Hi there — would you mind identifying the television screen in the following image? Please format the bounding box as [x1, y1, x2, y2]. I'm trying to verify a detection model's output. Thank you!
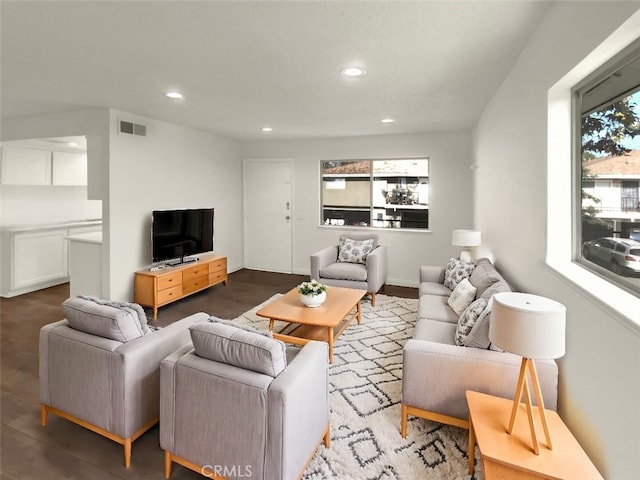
[152, 208, 214, 264]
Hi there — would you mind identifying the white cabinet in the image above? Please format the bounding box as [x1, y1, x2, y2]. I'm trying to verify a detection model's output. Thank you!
[0, 146, 51, 185]
[0, 222, 102, 297]
[0, 146, 87, 186]
[12, 229, 68, 290]
[52, 151, 87, 185]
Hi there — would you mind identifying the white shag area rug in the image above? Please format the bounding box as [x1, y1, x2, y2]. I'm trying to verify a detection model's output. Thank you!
[231, 294, 482, 480]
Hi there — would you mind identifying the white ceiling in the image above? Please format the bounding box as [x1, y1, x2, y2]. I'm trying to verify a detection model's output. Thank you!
[0, 1, 553, 141]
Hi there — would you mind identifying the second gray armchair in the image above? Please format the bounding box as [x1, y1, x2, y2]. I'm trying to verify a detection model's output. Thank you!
[310, 233, 387, 306]
[160, 321, 330, 480]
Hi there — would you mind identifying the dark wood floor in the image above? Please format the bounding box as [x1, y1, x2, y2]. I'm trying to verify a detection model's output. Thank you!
[0, 269, 416, 479]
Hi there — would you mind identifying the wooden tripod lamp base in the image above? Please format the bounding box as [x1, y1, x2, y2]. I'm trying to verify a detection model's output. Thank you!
[508, 357, 553, 455]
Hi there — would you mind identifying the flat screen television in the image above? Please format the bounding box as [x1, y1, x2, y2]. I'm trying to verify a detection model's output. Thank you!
[152, 208, 214, 266]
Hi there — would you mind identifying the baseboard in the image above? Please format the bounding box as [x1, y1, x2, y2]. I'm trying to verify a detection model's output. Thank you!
[233, 267, 419, 289]
[385, 277, 419, 288]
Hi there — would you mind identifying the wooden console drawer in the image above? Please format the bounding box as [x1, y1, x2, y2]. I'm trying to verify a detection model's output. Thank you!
[183, 276, 208, 295]
[209, 271, 226, 284]
[209, 258, 227, 273]
[183, 264, 208, 281]
[158, 271, 182, 291]
[157, 285, 182, 305]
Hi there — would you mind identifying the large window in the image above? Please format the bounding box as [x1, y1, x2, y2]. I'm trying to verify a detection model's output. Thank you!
[574, 47, 640, 297]
[321, 158, 429, 229]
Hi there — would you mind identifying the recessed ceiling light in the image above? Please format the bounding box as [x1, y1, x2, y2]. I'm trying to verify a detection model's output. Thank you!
[261, 127, 273, 132]
[341, 66, 366, 78]
[165, 91, 183, 100]
[381, 118, 395, 124]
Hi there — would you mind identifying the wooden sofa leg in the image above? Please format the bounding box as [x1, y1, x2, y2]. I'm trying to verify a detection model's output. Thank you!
[370, 292, 376, 307]
[41, 404, 48, 427]
[164, 450, 172, 479]
[401, 404, 407, 438]
[124, 438, 132, 468]
[324, 423, 331, 448]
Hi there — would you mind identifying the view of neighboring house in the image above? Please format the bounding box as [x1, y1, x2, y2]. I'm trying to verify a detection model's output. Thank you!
[321, 159, 429, 229]
[582, 149, 640, 236]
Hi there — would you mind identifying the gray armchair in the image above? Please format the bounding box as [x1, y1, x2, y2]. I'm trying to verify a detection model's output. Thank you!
[310, 233, 387, 306]
[39, 298, 207, 468]
[160, 321, 330, 480]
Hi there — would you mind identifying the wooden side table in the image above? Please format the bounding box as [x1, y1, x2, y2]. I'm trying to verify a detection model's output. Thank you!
[466, 391, 603, 479]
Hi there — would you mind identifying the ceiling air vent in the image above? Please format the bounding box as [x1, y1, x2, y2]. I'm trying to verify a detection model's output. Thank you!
[119, 120, 147, 136]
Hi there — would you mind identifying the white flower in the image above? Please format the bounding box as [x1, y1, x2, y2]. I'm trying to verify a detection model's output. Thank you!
[297, 280, 328, 296]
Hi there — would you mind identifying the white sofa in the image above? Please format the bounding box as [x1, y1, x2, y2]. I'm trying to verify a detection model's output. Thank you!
[401, 258, 559, 434]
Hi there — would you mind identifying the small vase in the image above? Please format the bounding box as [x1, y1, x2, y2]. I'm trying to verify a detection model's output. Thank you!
[300, 291, 326, 308]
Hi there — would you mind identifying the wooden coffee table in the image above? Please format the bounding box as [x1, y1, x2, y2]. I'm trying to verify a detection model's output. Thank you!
[256, 286, 366, 363]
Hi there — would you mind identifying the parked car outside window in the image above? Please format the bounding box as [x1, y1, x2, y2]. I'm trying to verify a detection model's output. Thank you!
[625, 228, 640, 241]
[582, 237, 640, 276]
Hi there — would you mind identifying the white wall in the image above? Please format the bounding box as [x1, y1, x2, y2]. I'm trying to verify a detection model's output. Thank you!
[107, 110, 243, 300]
[242, 132, 474, 286]
[473, 3, 640, 478]
[0, 186, 101, 226]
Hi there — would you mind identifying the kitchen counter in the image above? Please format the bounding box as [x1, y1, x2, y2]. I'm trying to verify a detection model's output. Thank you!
[1, 219, 102, 233]
[67, 231, 103, 298]
[65, 231, 102, 245]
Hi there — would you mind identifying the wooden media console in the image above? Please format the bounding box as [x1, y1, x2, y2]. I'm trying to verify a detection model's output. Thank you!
[134, 253, 227, 319]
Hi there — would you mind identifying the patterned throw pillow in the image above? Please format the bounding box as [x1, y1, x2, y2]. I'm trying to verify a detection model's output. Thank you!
[444, 258, 476, 290]
[466, 297, 495, 349]
[337, 237, 374, 264]
[455, 297, 489, 347]
[447, 278, 477, 316]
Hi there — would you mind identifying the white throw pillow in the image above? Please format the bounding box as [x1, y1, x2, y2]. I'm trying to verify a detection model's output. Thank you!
[447, 278, 477, 316]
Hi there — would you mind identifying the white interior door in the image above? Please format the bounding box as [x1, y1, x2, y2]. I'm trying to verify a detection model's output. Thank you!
[243, 159, 293, 273]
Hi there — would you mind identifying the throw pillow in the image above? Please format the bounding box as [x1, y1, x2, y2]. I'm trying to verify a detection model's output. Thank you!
[465, 297, 494, 349]
[189, 322, 287, 377]
[447, 278, 477, 316]
[468, 258, 503, 298]
[337, 237, 374, 264]
[62, 297, 148, 342]
[455, 297, 489, 347]
[479, 279, 511, 299]
[443, 257, 476, 290]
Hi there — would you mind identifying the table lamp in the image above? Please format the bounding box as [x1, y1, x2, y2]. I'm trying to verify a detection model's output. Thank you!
[489, 292, 566, 455]
[452, 229, 481, 262]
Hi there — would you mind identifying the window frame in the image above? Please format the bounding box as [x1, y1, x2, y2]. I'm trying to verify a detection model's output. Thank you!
[572, 43, 640, 298]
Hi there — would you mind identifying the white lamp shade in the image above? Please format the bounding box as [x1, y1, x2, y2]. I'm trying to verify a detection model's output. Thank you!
[452, 229, 482, 247]
[489, 292, 566, 359]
